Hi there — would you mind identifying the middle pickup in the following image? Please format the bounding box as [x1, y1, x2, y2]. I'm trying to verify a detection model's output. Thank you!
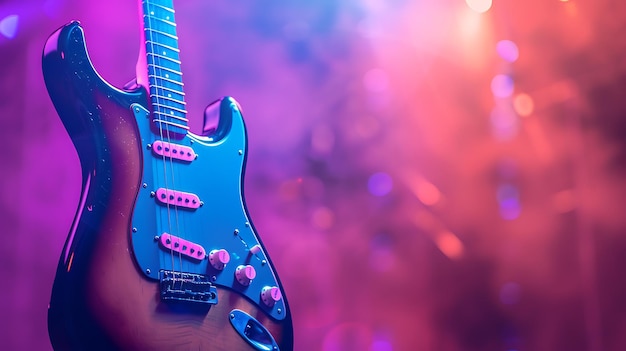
[155, 188, 201, 210]
[159, 233, 207, 261]
[151, 140, 196, 162]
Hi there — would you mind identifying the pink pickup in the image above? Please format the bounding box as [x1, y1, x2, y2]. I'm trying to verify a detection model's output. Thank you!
[155, 188, 201, 209]
[152, 140, 196, 162]
[159, 233, 206, 261]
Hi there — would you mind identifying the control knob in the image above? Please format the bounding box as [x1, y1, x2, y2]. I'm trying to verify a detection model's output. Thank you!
[235, 265, 256, 286]
[209, 249, 230, 270]
[261, 286, 282, 307]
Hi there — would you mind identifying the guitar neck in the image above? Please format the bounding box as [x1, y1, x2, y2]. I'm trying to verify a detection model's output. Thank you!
[140, 0, 189, 136]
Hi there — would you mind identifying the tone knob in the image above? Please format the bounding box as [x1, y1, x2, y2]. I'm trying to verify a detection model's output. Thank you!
[235, 265, 256, 286]
[209, 249, 230, 270]
[261, 286, 282, 307]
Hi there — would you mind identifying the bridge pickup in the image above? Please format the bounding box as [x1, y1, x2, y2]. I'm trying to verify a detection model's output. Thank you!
[155, 188, 201, 209]
[151, 140, 196, 162]
[159, 270, 218, 305]
[159, 233, 206, 261]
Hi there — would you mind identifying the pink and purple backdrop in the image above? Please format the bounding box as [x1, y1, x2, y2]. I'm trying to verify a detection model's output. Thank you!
[2, 0, 626, 350]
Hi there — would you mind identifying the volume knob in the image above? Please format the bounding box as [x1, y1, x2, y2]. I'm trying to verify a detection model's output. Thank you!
[261, 286, 282, 307]
[235, 265, 256, 286]
[209, 249, 230, 270]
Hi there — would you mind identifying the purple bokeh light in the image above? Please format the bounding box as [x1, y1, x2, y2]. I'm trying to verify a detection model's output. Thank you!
[0, 15, 19, 39]
[496, 40, 519, 63]
[491, 74, 515, 98]
[368, 172, 393, 197]
[497, 183, 521, 220]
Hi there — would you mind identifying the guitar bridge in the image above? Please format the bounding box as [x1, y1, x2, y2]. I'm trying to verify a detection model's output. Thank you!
[159, 270, 218, 306]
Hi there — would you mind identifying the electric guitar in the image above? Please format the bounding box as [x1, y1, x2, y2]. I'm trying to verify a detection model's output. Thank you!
[43, 1, 293, 350]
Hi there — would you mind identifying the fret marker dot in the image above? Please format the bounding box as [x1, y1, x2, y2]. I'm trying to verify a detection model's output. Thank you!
[166, 16, 170, 20]
[165, 74, 169, 78]
[168, 94, 172, 97]
[163, 51, 167, 56]
[150, 11, 154, 15]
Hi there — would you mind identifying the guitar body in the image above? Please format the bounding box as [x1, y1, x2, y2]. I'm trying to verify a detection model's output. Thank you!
[44, 21, 292, 351]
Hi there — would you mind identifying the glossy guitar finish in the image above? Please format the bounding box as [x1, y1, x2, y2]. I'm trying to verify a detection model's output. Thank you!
[43, 11, 292, 351]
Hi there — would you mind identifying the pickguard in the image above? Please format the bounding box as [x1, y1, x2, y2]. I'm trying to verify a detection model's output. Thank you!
[130, 100, 287, 321]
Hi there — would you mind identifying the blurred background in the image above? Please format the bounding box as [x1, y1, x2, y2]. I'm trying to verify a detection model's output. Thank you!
[2, 0, 626, 350]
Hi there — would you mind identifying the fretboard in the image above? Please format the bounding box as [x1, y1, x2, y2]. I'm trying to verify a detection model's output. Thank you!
[141, 0, 188, 136]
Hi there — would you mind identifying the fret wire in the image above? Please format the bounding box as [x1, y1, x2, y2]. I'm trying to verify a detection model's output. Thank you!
[151, 94, 186, 105]
[153, 103, 188, 115]
[152, 119, 190, 130]
[149, 75, 184, 86]
[151, 85, 184, 97]
[153, 109, 187, 118]
[147, 53, 181, 65]
[150, 86, 186, 96]
[145, 15, 177, 27]
[150, 52, 181, 64]
[147, 59, 180, 73]
[146, 40, 180, 53]
[153, 116, 188, 125]
[148, 3, 174, 12]
[148, 64, 182, 76]
[150, 2, 174, 13]
[153, 104, 187, 114]
[152, 95, 186, 106]
[152, 111, 187, 120]
[152, 111, 187, 119]
[144, 20, 176, 34]
[152, 113, 189, 124]
[145, 28, 178, 41]
[153, 106, 186, 116]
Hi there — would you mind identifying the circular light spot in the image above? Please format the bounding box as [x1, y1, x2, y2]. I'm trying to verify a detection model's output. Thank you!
[491, 74, 515, 98]
[0, 15, 19, 39]
[312, 207, 334, 230]
[435, 231, 464, 259]
[368, 172, 393, 197]
[414, 180, 441, 206]
[496, 40, 519, 62]
[466, 0, 493, 13]
[497, 184, 521, 220]
[513, 93, 534, 117]
[363, 68, 389, 93]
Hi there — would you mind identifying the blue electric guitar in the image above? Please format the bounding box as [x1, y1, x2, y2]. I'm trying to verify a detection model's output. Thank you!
[43, 0, 293, 350]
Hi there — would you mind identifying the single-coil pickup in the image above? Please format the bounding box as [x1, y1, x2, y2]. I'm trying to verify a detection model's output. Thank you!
[155, 188, 201, 209]
[152, 140, 196, 162]
[159, 233, 207, 261]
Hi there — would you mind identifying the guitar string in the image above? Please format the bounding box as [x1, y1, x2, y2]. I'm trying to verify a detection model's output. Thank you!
[156, 0, 186, 283]
[160, 0, 186, 284]
[145, 0, 180, 282]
